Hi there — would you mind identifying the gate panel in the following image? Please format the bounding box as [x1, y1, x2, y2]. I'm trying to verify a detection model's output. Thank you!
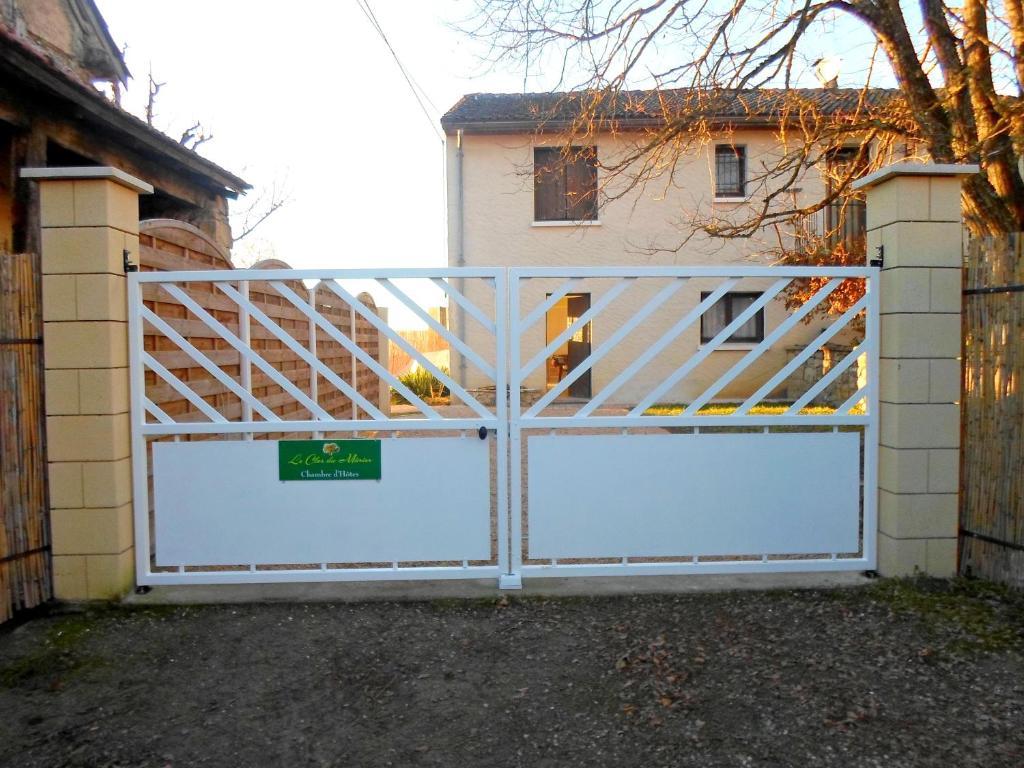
[153, 438, 490, 566]
[128, 267, 507, 585]
[509, 266, 879, 580]
[527, 432, 860, 559]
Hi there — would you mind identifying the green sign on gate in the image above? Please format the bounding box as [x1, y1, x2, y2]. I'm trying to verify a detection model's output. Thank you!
[278, 439, 382, 481]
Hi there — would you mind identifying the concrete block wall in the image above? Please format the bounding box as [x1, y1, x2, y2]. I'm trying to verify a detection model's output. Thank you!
[23, 167, 151, 600]
[855, 164, 977, 577]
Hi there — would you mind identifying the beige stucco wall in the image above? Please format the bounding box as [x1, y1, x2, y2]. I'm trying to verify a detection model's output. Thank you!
[447, 129, 850, 403]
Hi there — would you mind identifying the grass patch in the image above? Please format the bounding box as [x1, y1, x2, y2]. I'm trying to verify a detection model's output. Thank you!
[868, 577, 1024, 654]
[0, 611, 107, 690]
[644, 402, 855, 417]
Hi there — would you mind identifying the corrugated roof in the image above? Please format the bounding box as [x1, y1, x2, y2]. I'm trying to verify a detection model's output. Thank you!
[441, 88, 902, 132]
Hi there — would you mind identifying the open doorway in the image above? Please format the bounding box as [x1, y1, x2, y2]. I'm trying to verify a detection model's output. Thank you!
[545, 293, 592, 398]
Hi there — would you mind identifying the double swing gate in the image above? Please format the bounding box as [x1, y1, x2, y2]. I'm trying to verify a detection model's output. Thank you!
[129, 265, 879, 589]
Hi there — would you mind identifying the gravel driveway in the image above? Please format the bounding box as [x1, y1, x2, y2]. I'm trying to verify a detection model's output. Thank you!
[1, 579, 1022, 767]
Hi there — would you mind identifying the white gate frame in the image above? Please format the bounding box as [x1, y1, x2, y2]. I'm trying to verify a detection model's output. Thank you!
[507, 266, 880, 582]
[128, 265, 879, 589]
[128, 267, 509, 586]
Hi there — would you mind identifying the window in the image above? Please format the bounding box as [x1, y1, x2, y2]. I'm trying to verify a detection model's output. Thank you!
[714, 145, 746, 198]
[700, 292, 764, 343]
[534, 146, 598, 222]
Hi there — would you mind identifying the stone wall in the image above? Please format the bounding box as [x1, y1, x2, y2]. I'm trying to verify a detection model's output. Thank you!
[778, 344, 861, 407]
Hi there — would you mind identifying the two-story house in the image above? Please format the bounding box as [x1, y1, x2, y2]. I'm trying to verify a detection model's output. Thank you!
[442, 88, 894, 405]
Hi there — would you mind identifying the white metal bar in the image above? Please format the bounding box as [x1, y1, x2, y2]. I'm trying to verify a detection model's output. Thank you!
[862, 269, 880, 569]
[127, 275, 153, 591]
[307, 285, 319, 420]
[518, 277, 581, 334]
[323, 280, 492, 419]
[508, 275, 524, 582]
[736, 294, 870, 415]
[577, 279, 739, 417]
[379, 278, 496, 380]
[836, 386, 868, 415]
[140, 305, 280, 422]
[632, 279, 790, 416]
[494, 269, 511, 583]
[787, 342, 866, 414]
[520, 278, 634, 378]
[137, 565, 503, 586]
[270, 281, 440, 419]
[513, 414, 869, 429]
[140, 417, 501, 436]
[215, 282, 383, 420]
[349, 300, 358, 424]
[143, 398, 174, 425]
[519, 558, 868, 578]
[511, 266, 875, 279]
[684, 278, 843, 414]
[527, 278, 687, 417]
[432, 277, 496, 335]
[133, 267, 507, 283]
[238, 281, 253, 439]
[142, 352, 227, 423]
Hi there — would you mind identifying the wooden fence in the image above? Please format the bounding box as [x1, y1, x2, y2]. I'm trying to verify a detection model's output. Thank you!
[140, 220, 384, 429]
[389, 328, 449, 377]
[960, 235, 1024, 587]
[0, 252, 51, 623]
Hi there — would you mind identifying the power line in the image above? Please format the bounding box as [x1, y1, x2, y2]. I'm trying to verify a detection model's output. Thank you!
[355, 0, 444, 141]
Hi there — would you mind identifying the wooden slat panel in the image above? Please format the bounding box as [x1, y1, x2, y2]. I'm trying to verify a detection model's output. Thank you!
[139, 221, 384, 427]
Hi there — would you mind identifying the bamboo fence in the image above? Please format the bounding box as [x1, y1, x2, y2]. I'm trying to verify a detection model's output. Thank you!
[960, 235, 1024, 587]
[0, 251, 51, 623]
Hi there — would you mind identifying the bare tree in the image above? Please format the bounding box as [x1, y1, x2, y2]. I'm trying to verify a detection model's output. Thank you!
[179, 121, 214, 150]
[464, 1, 1024, 239]
[230, 178, 290, 243]
[145, 65, 165, 126]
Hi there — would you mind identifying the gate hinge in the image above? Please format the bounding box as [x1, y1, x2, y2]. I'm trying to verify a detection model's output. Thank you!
[123, 249, 139, 273]
[869, 245, 884, 269]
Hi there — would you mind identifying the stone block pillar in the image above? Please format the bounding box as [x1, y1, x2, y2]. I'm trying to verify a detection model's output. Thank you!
[22, 167, 152, 600]
[853, 163, 977, 577]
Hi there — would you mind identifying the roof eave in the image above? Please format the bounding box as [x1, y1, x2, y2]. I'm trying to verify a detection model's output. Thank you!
[0, 38, 249, 196]
[441, 114, 789, 135]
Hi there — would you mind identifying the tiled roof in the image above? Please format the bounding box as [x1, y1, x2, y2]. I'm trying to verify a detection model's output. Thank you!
[441, 88, 902, 132]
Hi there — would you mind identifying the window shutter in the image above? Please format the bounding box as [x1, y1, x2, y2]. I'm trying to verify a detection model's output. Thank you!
[565, 148, 598, 221]
[534, 148, 566, 221]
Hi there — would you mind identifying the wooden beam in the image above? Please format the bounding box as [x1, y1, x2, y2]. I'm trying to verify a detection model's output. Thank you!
[12, 125, 46, 254]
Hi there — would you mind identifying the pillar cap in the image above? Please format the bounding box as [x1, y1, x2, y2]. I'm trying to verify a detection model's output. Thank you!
[20, 166, 153, 194]
[853, 162, 979, 191]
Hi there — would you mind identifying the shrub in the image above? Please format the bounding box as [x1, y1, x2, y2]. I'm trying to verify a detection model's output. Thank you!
[392, 367, 450, 405]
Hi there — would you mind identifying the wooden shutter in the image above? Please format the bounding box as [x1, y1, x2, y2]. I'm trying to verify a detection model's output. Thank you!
[534, 148, 566, 221]
[565, 147, 598, 221]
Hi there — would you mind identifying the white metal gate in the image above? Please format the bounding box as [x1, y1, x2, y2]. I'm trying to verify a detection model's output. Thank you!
[507, 267, 878, 582]
[129, 268, 509, 586]
[128, 265, 878, 589]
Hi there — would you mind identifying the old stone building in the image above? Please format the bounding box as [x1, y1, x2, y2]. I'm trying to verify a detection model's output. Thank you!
[0, 0, 248, 253]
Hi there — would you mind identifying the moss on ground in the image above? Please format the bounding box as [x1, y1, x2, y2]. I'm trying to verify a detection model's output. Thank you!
[867, 577, 1024, 654]
[0, 610, 108, 689]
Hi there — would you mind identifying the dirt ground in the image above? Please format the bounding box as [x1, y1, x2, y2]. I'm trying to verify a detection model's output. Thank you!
[1, 579, 1022, 768]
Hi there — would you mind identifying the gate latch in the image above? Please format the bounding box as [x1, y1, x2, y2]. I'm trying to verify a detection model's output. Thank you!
[478, 426, 488, 440]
